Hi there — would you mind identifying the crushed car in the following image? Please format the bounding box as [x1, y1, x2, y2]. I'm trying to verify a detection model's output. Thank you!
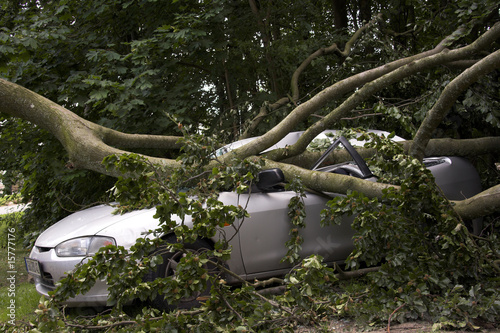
[26, 130, 482, 308]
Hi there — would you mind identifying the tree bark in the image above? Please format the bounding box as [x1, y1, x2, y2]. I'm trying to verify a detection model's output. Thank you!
[243, 24, 489, 161]
[410, 49, 500, 161]
[331, 0, 349, 29]
[248, 0, 280, 95]
[453, 184, 500, 220]
[358, 0, 371, 24]
[0, 79, 181, 177]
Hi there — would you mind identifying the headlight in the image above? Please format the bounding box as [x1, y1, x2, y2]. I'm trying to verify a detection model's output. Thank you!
[55, 236, 116, 257]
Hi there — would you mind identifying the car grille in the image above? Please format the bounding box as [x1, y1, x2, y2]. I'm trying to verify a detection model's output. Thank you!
[39, 270, 55, 290]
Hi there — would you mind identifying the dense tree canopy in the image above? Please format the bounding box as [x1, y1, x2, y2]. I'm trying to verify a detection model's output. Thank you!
[1, 0, 499, 331]
[1, 0, 499, 219]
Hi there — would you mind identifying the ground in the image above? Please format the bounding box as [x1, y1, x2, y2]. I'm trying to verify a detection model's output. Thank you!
[296, 320, 500, 332]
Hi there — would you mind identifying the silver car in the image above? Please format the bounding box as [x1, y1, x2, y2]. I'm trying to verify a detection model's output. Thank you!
[25, 131, 482, 307]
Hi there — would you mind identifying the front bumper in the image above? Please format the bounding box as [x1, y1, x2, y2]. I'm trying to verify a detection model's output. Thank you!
[29, 246, 109, 307]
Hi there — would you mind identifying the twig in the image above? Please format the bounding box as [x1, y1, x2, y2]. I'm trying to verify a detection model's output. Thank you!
[63, 310, 204, 331]
[65, 320, 139, 330]
[220, 293, 247, 324]
[334, 263, 380, 280]
[387, 303, 406, 333]
[250, 290, 294, 316]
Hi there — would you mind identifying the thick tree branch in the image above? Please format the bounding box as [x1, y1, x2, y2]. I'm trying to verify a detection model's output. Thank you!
[269, 22, 500, 160]
[265, 157, 500, 220]
[401, 137, 500, 157]
[99, 128, 181, 150]
[262, 159, 395, 199]
[290, 14, 382, 102]
[452, 184, 500, 220]
[0, 79, 182, 177]
[241, 14, 380, 140]
[410, 49, 500, 160]
[283, 136, 500, 169]
[237, 23, 496, 160]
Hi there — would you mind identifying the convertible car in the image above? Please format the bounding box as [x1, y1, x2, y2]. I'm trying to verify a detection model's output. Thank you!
[25, 131, 482, 308]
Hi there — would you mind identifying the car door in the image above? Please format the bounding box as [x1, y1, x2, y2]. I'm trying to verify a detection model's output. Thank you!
[236, 190, 355, 277]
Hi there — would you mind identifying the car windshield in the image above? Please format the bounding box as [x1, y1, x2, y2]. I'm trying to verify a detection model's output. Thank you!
[215, 130, 405, 163]
[310, 136, 375, 179]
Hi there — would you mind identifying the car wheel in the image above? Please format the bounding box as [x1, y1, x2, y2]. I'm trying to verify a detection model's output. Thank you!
[143, 236, 216, 311]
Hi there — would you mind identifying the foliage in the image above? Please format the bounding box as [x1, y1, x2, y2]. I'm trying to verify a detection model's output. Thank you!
[3, 132, 492, 332]
[1, 0, 499, 331]
[322, 133, 500, 328]
[0, 193, 21, 206]
[16, 134, 344, 331]
[0, 212, 22, 249]
[282, 177, 307, 265]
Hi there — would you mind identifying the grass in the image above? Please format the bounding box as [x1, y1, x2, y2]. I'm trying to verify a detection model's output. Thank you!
[0, 212, 40, 328]
[0, 284, 40, 324]
[0, 209, 120, 331]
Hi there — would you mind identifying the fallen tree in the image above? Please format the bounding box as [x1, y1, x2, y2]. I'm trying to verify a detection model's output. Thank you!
[1, 23, 499, 219]
[1, 1, 499, 331]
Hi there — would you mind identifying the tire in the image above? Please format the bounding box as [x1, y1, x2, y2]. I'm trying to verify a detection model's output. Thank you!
[143, 236, 217, 311]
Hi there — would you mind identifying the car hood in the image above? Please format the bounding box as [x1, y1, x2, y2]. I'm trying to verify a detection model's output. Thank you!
[35, 205, 158, 248]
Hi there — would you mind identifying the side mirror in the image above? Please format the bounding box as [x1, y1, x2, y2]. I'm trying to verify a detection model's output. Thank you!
[256, 169, 285, 191]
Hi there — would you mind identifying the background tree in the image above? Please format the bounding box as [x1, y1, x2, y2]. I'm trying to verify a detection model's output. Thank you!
[1, 0, 499, 330]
